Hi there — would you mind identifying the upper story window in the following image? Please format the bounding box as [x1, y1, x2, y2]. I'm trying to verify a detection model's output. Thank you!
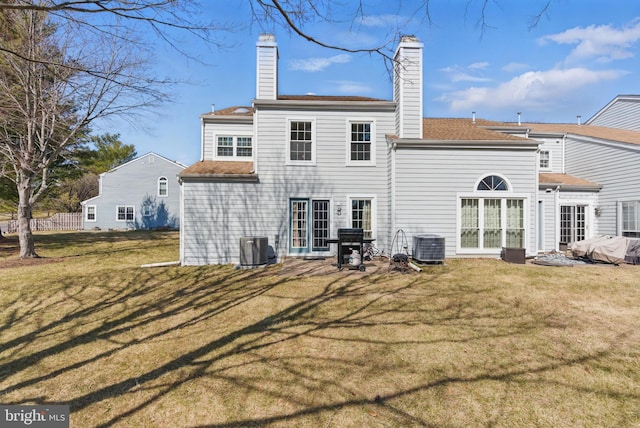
[158, 176, 168, 197]
[539, 150, 550, 169]
[347, 120, 375, 165]
[216, 136, 253, 159]
[288, 120, 315, 164]
[477, 175, 508, 191]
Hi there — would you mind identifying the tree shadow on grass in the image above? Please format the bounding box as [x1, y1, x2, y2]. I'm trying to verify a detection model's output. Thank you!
[0, 258, 638, 427]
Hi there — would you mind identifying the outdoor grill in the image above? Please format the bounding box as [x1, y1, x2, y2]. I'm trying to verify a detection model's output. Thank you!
[334, 228, 366, 271]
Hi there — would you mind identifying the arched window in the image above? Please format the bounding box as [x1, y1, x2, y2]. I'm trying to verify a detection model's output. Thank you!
[477, 175, 508, 191]
[158, 176, 168, 196]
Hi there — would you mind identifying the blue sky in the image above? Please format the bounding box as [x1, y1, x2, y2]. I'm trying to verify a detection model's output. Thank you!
[99, 0, 640, 166]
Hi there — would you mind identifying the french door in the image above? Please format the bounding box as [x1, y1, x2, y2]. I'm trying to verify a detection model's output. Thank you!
[560, 205, 586, 244]
[290, 198, 330, 253]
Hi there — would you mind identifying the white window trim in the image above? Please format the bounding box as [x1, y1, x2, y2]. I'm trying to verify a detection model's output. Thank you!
[158, 176, 168, 197]
[555, 198, 596, 245]
[473, 173, 513, 192]
[286, 118, 317, 166]
[539, 149, 551, 171]
[214, 135, 254, 160]
[347, 194, 377, 239]
[456, 192, 529, 255]
[116, 205, 135, 222]
[618, 200, 640, 237]
[85, 205, 97, 222]
[345, 118, 376, 166]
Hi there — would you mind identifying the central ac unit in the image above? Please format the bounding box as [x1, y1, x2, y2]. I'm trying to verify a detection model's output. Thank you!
[239, 236, 269, 266]
[412, 234, 445, 263]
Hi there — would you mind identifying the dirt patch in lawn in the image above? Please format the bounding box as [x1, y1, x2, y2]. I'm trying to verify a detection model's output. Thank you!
[0, 255, 64, 269]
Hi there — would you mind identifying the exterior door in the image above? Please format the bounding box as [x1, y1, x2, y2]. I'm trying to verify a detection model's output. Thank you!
[560, 205, 586, 244]
[290, 198, 330, 254]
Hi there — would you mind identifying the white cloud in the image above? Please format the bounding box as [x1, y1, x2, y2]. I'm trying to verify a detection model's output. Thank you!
[440, 64, 491, 83]
[330, 80, 373, 94]
[468, 62, 489, 70]
[438, 68, 625, 111]
[539, 19, 640, 63]
[359, 14, 405, 28]
[502, 62, 530, 73]
[289, 54, 351, 72]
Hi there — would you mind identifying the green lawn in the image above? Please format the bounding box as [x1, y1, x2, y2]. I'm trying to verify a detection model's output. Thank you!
[1, 231, 639, 427]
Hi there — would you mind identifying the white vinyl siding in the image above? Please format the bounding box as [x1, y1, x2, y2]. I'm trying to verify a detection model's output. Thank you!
[393, 146, 537, 258]
[182, 105, 394, 265]
[565, 136, 640, 237]
[202, 122, 254, 161]
[587, 97, 640, 131]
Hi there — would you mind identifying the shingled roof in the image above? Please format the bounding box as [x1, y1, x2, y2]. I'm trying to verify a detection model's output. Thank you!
[539, 173, 601, 191]
[422, 118, 527, 141]
[523, 123, 640, 146]
[180, 161, 255, 179]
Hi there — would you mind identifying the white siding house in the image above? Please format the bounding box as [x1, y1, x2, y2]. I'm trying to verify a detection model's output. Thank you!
[81, 152, 186, 230]
[179, 33, 640, 265]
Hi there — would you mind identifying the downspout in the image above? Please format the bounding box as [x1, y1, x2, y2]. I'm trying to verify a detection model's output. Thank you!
[200, 117, 205, 161]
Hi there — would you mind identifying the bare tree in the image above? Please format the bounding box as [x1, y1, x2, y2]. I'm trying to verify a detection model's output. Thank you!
[0, 7, 168, 257]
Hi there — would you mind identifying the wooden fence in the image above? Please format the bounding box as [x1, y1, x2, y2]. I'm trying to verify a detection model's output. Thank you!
[6, 212, 82, 233]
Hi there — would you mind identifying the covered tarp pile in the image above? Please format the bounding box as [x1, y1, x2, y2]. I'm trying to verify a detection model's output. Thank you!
[568, 235, 640, 265]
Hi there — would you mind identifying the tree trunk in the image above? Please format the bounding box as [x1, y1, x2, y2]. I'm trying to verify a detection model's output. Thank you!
[17, 177, 38, 258]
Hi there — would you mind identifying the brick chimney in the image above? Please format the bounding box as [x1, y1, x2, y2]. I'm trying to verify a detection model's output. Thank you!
[394, 35, 423, 138]
[256, 34, 278, 100]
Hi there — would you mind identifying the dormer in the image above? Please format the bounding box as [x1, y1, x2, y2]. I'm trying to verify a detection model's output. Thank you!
[394, 35, 424, 139]
[256, 33, 278, 100]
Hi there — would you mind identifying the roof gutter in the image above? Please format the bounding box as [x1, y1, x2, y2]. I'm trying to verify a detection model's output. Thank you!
[392, 138, 540, 150]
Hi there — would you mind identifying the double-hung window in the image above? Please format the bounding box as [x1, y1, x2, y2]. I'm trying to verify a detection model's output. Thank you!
[158, 176, 168, 197]
[288, 120, 315, 164]
[347, 120, 375, 166]
[350, 197, 374, 239]
[621, 201, 640, 238]
[117, 205, 135, 222]
[86, 205, 96, 222]
[539, 150, 550, 169]
[216, 136, 253, 159]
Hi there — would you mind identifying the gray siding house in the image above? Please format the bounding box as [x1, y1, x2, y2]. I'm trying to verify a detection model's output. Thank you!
[179, 33, 640, 266]
[179, 34, 543, 265]
[81, 152, 186, 230]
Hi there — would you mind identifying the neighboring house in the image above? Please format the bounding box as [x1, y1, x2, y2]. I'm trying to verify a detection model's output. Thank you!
[179, 33, 640, 266]
[81, 152, 186, 230]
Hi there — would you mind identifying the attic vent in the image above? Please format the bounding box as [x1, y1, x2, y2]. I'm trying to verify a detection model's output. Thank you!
[233, 107, 249, 114]
[412, 234, 445, 263]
